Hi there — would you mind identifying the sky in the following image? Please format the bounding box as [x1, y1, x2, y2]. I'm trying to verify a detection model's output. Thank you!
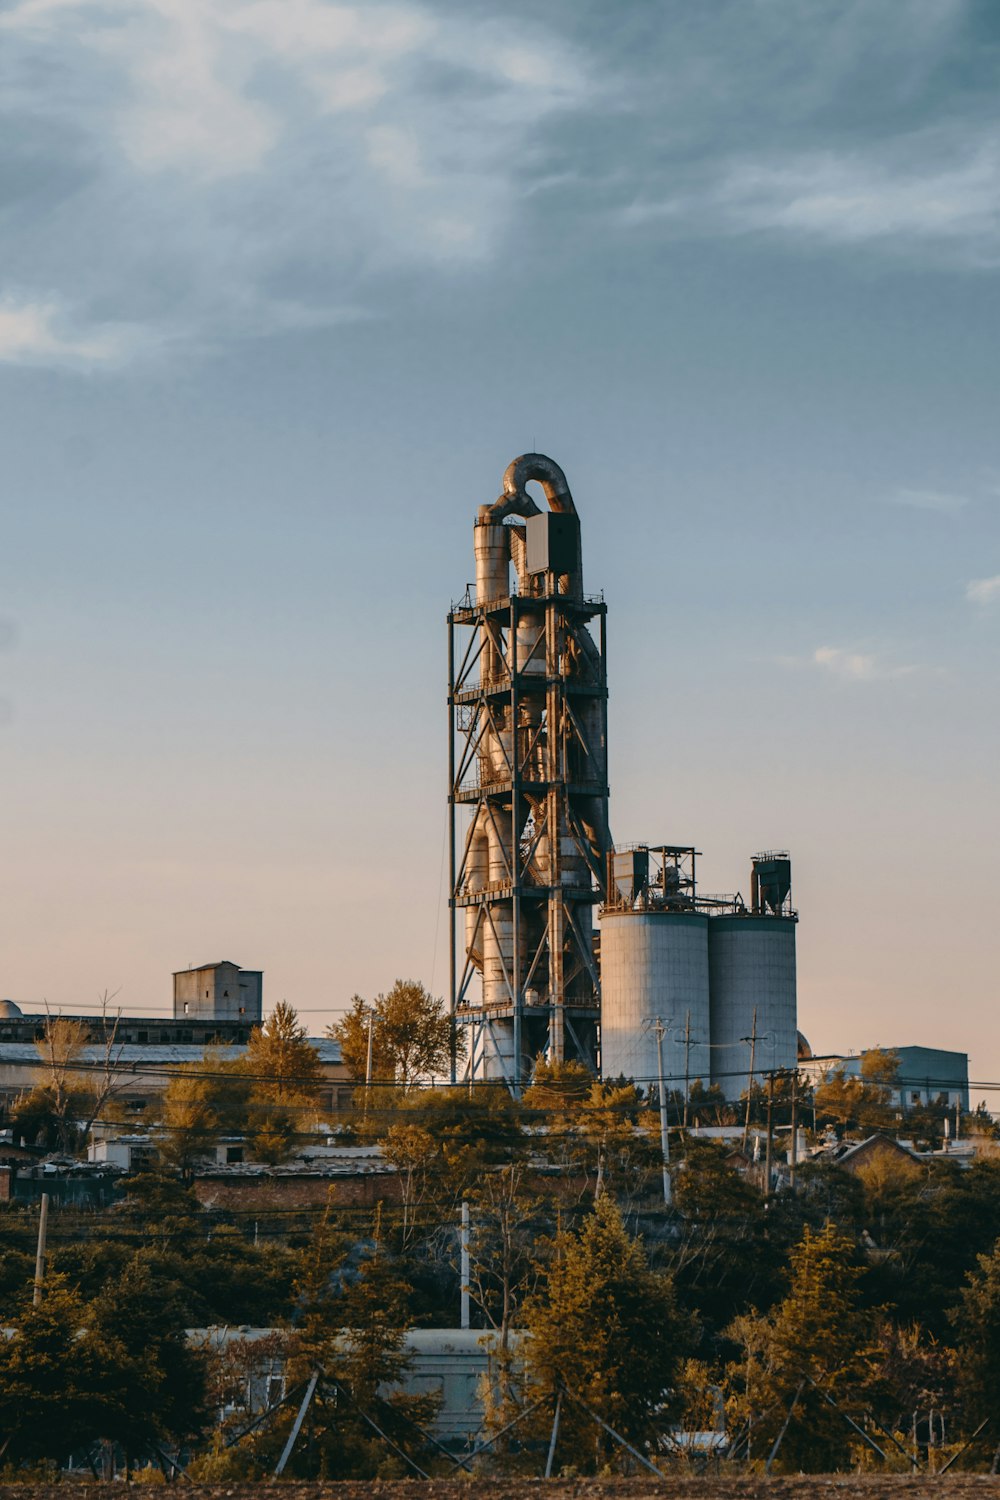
[1, 0, 999, 1094]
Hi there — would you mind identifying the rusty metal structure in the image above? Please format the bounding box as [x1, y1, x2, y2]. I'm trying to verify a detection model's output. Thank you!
[448, 455, 610, 1088]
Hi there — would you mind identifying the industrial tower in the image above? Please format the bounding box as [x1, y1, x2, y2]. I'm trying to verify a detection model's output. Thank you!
[448, 455, 611, 1088]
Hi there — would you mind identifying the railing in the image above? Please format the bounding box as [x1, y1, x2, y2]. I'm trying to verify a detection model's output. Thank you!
[451, 589, 606, 614]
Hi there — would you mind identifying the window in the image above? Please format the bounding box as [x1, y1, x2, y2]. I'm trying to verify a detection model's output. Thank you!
[911, 1091, 921, 1104]
[226, 1146, 244, 1164]
[183, 1001, 190, 1015]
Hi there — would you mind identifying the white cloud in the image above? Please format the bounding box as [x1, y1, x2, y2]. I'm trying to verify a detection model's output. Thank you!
[889, 487, 970, 513]
[623, 125, 1000, 268]
[0, 297, 141, 367]
[966, 576, 1000, 606]
[0, 0, 592, 363]
[813, 646, 878, 681]
[811, 646, 918, 682]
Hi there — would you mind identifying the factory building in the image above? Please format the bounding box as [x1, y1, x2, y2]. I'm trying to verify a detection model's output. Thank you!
[173, 961, 263, 1023]
[0, 966, 349, 1119]
[448, 455, 797, 1095]
[799, 1045, 969, 1112]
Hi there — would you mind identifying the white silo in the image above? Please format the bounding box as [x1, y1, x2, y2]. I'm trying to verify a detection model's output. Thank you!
[708, 853, 798, 1100]
[599, 847, 711, 1093]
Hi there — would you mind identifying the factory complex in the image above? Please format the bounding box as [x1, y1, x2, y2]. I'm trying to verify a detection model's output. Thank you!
[447, 455, 967, 1110]
[0, 455, 973, 1122]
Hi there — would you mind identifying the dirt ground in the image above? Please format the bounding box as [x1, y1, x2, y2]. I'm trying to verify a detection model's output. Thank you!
[2, 1481, 998, 1499]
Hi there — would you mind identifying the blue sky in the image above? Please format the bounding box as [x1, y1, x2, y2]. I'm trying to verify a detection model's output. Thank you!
[2, 0, 999, 1091]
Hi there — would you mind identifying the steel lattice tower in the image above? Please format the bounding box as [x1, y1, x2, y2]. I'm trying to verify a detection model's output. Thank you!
[448, 455, 610, 1089]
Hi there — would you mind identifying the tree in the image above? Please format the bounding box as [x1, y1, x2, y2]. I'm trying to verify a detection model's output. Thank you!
[565, 1081, 660, 1211]
[29, 1016, 89, 1152]
[861, 1047, 901, 1086]
[242, 1002, 323, 1160]
[687, 1078, 736, 1128]
[89, 1253, 210, 1472]
[520, 1058, 593, 1115]
[330, 981, 462, 1091]
[951, 1240, 1000, 1441]
[263, 1225, 437, 1479]
[244, 1001, 323, 1104]
[466, 1164, 539, 1347]
[381, 1122, 439, 1245]
[521, 1195, 692, 1469]
[725, 1221, 874, 1471]
[159, 1060, 228, 1179]
[656, 1138, 782, 1341]
[25, 998, 129, 1153]
[867, 1319, 957, 1455]
[0, 1276, 108, 1467]
[815, 1064, 894, 1137]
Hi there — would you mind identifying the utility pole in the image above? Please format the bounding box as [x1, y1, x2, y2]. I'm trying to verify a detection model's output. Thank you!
[33, 1192, 49, 1306]
[460, 1201, 470, 1330]
[741, 1007, 758, 1152]
[682, 1009, 692, 1131]
[764, 1070, 774, 1204]
[364, 1011, 374, 1120]
[653, 1017, 672, 1207]
[789, 1068, 799, 1188]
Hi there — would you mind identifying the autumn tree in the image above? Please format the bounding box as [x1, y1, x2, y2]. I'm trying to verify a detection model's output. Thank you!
[264, 1225, 437, 1479]
[815, 1058, 895, 1137]
[158, 1048, 252, 1178]
[330, 981, 462, 1091]
[521, 1195, 692, 1469]
[381, 1086, 526, 1241]
[725, 1221, 874, 1471]
[242, 1002, 323, 1161]
[521, 1058, 593, 1116]
[466, 1163, 539, 1345]
[244, 1001, 323, 1103]
[951, 1240, 1000, 1447]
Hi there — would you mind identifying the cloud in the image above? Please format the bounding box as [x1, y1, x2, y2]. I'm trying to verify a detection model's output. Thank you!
[0, 0, 592, 364]
[966, 576, 1000, 606]
[0, 297, 141, 367]
[1, 0, 993, 369]
[623, 126, 1000, 268]
[889, 487, 970, 513]
[811, 646, 918, 682]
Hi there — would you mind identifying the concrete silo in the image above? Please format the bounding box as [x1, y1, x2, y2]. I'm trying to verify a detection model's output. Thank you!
[708, 852, 798, 1100]
[599, 847, 712, 1092]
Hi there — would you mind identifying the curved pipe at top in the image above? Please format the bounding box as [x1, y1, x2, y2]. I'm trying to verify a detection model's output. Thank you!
[478, 453, 577, 524]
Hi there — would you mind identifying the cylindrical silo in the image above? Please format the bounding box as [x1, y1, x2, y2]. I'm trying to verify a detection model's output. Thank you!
[708, 916, 797, 1099]
[599, 911, 711, 1092]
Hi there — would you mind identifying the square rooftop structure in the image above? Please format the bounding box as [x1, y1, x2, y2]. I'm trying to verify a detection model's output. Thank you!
[173, 962, 263, 1023]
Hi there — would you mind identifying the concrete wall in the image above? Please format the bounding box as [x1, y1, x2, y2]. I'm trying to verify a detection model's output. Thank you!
[174, 963, 246, 1022]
